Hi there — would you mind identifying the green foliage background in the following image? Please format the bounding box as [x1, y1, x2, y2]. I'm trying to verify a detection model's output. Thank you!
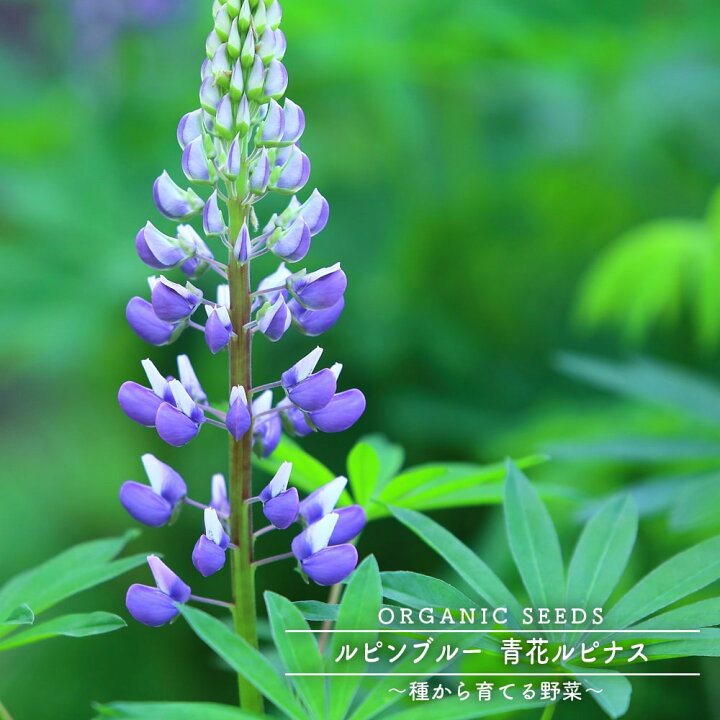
[1, 0, 719, 717]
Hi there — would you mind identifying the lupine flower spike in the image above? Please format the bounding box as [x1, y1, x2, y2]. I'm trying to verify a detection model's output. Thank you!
[120, 0, 367, 640]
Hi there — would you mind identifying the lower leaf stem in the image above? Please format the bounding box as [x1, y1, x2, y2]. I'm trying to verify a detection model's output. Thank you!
[539, 703, 557, 720]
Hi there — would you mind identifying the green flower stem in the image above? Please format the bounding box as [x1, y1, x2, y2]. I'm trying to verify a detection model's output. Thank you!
[0, 700, 13, 720]
[227, 154, 263, 713]
[539, 703, 557, 720]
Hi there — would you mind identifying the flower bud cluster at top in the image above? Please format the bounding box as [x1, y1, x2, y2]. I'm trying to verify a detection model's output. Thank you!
[117, 0, 367, 627]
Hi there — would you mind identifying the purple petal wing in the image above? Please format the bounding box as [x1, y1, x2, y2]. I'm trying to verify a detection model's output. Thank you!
[263, 487, 299, 529]
[302, 545, 358, 586]
[155, 402, 201, 447]
[126, 584, 180, 627]
[309, 390, 366, 433]
[118, 381, 162, 427]
[119, 481, 173, 527]
[192, 535, 228, 577]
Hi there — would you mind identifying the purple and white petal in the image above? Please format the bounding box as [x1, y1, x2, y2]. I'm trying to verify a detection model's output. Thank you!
[147, 555, 191, 603]
[119, 481, 174, 527]
[140, 222, 186, 267]
[155, 403, 201, 447]
[309, 389, 366, 433]
[329, 505, 366, 545]
[263, 487, 299, 529]
[263, 59, 288, 99]
[289, 297, 345, 336]
[298, 189, 329, 236]
[271, 216, 311, 262]
[291, 513, 338, 561]
[259, 461, 292, 502]
[126, 584, 180, 627]
[281, 347, 323, 387]
[182, 137, 211, 182]
[302, 544, 358, 586]
[205, 308, 232, 354]
[177, 354, 207, 403]
[292, 263, 347, 310]
[282, 99, 305, 144]
[192, 535, 227, 577]
[211, 473, 230, 516]
[118, 381, 163, 427]
[126, 297, 177, 346]
[287, 368, 337, 411]
[227, 385, 251, 440]
[153, 171, 204, 221]
[203, 190, 225, 236]
[141, 453, 187, 506]
[177, 109, 203, 149]
[299, 477, 347, 524]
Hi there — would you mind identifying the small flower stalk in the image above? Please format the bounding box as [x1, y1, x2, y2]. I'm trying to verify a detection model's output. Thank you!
[117, 0, 365, 710]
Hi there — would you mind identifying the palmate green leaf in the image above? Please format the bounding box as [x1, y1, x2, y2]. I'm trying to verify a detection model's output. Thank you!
[565, 666, 631, 719]
[670, 475, 720, 532]
[631, 598, 720, 631]
[0, 611, 125, 651]
[566, 495, 638, 611]
[265, 592, 325, 720]
[602, 535, 720, 631]
[390, 506, 523, 625]
[556, 353, 720, 427]
[329, 556, 382, 720]
[381, 572, 477, 612]
[641, 629, 720, 659]
[347, 441, 382, 508]
[0, 604, 33, 627]
[293, 600, 339, 622]
[504, 462, 564, 611]
[180, 605, 307, 720]
[0, 530, 144, 639]
[372, 455, 546, 520]
[361, 435, 405, 493]
[92, 702, 264, 719]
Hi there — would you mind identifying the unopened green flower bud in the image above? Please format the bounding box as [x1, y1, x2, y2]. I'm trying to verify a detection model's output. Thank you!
[229, 62, 245, 101]
[246, 55, 265, 100]
[212, 0, 224, 16]
[249, 0, 260, 8]
[227, 18, 241, 58]
[214, 5, 232, 42]
[253, 2, 267, 34]
[240, 28, 256, 68]
[236, 95, 251, 135]
[203, 132, 218, 159]
[215, 95, 235, 139]
[211, 45, 231, 89]
[226, 0, 241, 17]
[206, 29, 222, 59]
[238, 0, 252, 31]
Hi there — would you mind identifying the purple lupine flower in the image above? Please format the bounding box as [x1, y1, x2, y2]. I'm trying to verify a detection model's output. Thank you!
[282, 349, 339, 411]
[151, 277, 202, 322]
[126, 296, 181, 345]
[258, 99, 286, 146]
[227, 385, 251, 440]
[291, 514, 358, 586]
[126, 555, 190, 627]
[281, 99, 305, 145]
[252, 390, 282, 457]
[263, 59, 288, 100]
[192, 508, 230, 577]
[289, 297, 345, 336]
[177, 109, 203, 148]
[155, 379, 205, 447]
[119, 454, 187, 527]
[257, 295, 291, 341]
[135, 222, 187, 270]
[205, 285, 233, 354]
[203, 191, 226, 236]
[299, 476, 347, 524]
[309, 389, 366, 433]
[272, 145, 310, 194]
[233, 222, 251, 264]
[210, 473, 230, 517]
[250, 148, 271, 193]
[277, 189, 329, 236]
[269, 216, 311, 262]
[329, 505, 366, 545]
[292, 263, 347, 310]
[153, 171, 204, 221]
[118, 358, 171, 426]
[182, 136, 212, 182]
[259, 462, 298, 529]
